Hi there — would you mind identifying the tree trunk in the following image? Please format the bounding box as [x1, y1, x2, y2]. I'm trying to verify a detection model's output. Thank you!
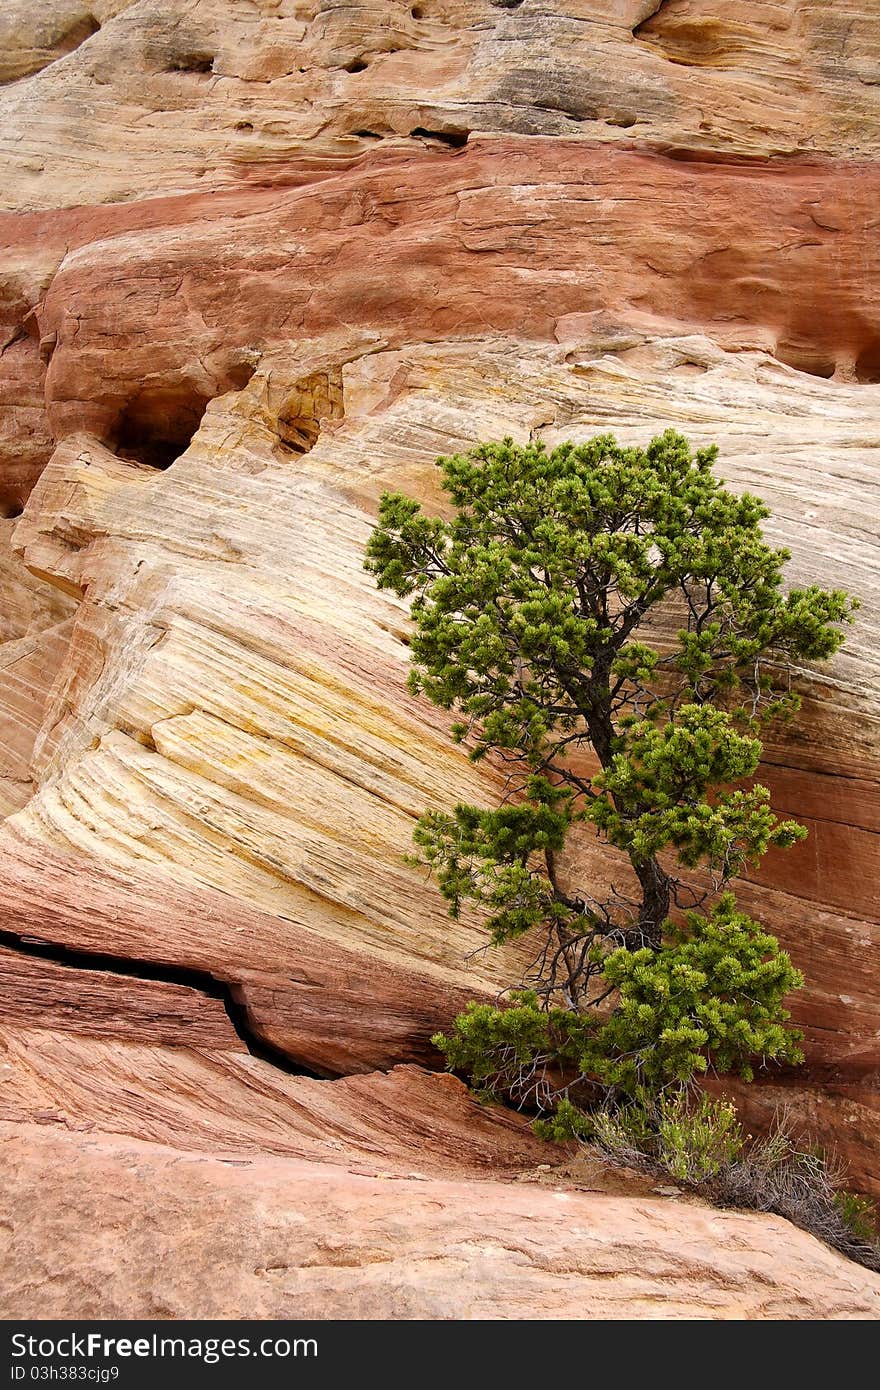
[631, 856, 670, 951]
[584, 685, 669, 951]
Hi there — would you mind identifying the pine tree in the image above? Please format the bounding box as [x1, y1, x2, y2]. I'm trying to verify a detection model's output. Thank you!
[366, 430, 856, 1118]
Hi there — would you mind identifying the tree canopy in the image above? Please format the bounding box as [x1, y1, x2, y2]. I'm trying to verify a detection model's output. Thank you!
[366, 430, 856, 1115]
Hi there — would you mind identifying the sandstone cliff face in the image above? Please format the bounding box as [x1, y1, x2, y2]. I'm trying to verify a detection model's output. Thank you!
[0, 1, 878, 1318]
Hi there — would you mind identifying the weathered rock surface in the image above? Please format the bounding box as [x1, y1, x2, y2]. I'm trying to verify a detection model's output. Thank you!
[3, 1122, 879, 1319]
[0, 0, 878, 1319]
[0, 1019, 552, 1176]
[2, 0, 879, 213]
[0, 618, 72, 815]
[4, 335, 877, 1115]
[0, 836, 505, 1074]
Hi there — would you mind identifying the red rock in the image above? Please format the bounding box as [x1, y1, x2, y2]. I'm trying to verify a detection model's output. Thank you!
[0, 144, 877, 457]
[2, 1121, 878, 1319]
[1, 0, 879, 1318]
[0, 835, 498, 1076]
[0, 944, 242, 1052]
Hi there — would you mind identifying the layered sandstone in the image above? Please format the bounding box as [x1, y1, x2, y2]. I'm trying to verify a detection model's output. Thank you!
[5, 333, 878, 1099]
[0, 0, 878, 1319]
[5, 1123, 879, 1320]
[2, 0, 879, 216]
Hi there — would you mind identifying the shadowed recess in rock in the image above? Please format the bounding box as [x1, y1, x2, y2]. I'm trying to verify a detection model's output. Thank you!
[112, 383, 211, 470]
[856, 341, 880, 385]
[775, 340, 838, 380]
[0, 924, 315, 1077]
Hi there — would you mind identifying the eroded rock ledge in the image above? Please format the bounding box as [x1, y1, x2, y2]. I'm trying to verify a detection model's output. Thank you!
[4, 1123, 879, 1319]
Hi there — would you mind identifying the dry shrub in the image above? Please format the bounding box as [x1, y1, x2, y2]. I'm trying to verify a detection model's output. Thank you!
[590, 1092, 880, 1273]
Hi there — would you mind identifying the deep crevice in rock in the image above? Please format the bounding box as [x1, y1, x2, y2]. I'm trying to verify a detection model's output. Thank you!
[165, 52, 215, 75]
[274, 368, 344, 457]
[409, 126, 469, 148]
[0, 925, 316, 1079]
[112, 384, 211, 470]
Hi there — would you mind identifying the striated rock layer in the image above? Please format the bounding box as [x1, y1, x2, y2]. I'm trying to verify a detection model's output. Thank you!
[2, 0, 879, 214]
[0, 0, 878, 1318]
[4, 1122, 879, 1320]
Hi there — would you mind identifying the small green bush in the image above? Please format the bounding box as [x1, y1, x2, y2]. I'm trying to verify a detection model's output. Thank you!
[834, 1190, 879, 1246]
[591, 1090, 742, 1183]
[657, 1092, 743, 1183]
[586, 1091, 880, 1272]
